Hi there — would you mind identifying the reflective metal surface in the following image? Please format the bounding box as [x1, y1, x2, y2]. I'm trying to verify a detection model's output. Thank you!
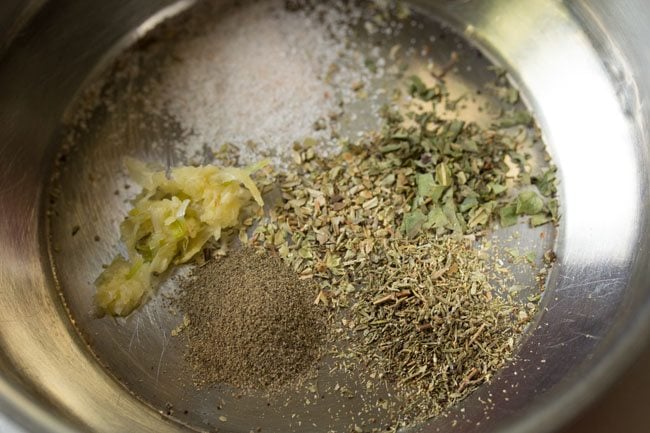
[1, 1, 649, 433]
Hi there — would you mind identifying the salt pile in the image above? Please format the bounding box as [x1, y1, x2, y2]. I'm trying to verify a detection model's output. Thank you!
[153, 0, 367, 169]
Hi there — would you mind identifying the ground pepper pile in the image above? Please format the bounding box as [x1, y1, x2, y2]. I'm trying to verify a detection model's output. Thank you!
[179, 247, 325, 390]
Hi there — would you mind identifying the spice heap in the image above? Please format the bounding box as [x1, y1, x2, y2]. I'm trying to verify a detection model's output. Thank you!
[149, 0, 370, 169]
[178, 247, 325, 390]
[244, 69, 556, 425]
[346, 236, 532, 417]
[250, 93, 556, 293]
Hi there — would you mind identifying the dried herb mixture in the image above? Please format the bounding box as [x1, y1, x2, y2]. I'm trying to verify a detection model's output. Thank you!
[240, 67, 557, 426]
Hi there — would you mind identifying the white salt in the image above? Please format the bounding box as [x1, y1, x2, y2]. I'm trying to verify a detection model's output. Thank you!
[152, 0, 367, 169]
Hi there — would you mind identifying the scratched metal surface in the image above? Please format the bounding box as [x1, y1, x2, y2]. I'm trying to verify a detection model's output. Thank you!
[0, 0, 649, 433]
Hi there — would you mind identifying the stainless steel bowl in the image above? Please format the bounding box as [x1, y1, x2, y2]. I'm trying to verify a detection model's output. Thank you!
[1, 1, 649, 432]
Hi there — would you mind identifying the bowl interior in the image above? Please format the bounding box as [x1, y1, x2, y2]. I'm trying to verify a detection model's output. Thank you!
[0, 1, 648, 433]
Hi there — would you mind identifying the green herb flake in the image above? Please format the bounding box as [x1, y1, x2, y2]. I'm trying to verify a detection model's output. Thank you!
[435, 162, 453, 187]
[525, 251, 537, 264]
[533, 167, 557, 197]
[416, 173, 446, 202]
[443, 199, 465, 233]
[488, 182, 507, 196]
[380, 143, 403, 153]
[499, 204, 518, 227]
[425, 206, 449, 230]
[459, 196, 479, 213]
[529, 213, 551, 227]
[496, 110, 533, 128]
[506, 87, 519, 105]
[467, 205, 491, 228]
[515, 191, 544, 216]
[401, 209, 428, 238]
[408, 75, 427, 96]
[548, 198, 559, 221]
[446, 120, 465, 142]
[407, 75, 441, 101]
[461, 139, 479, 153]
